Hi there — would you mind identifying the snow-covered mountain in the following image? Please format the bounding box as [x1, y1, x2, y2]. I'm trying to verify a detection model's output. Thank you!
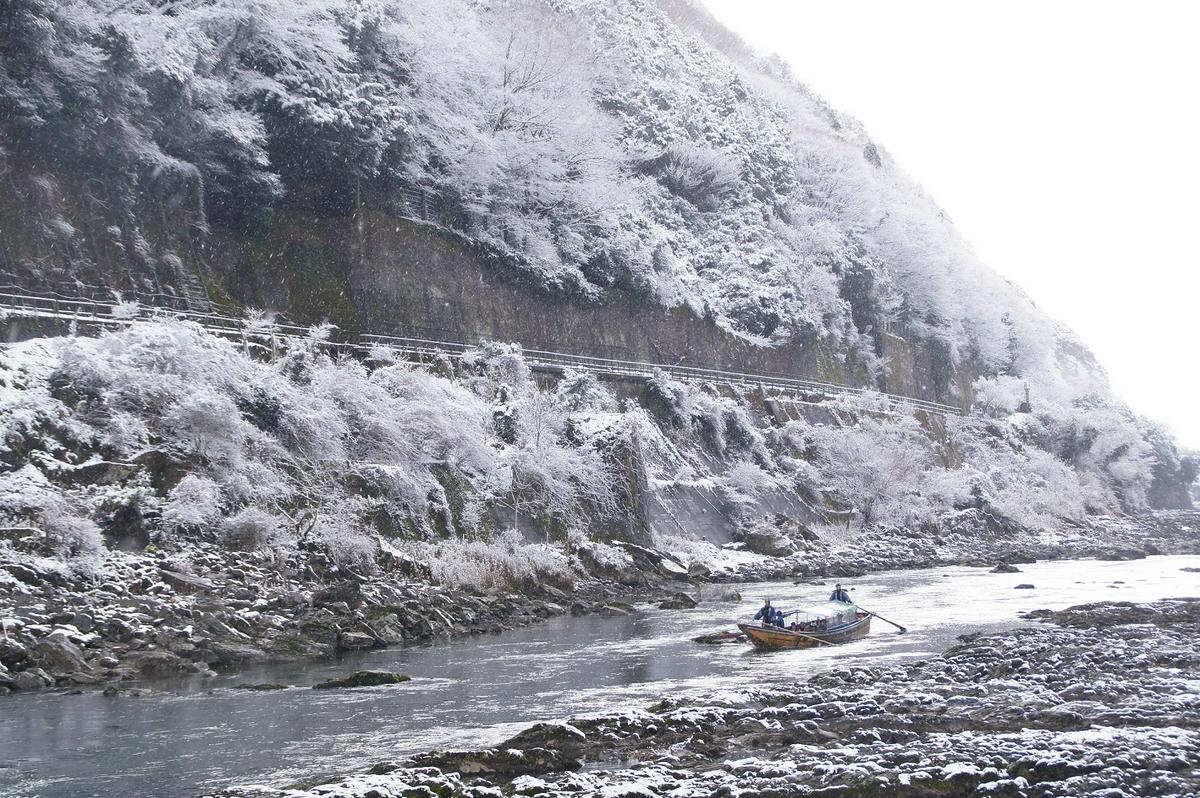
[0, 0, 1195, 589]
[2, 0, 1109, 403]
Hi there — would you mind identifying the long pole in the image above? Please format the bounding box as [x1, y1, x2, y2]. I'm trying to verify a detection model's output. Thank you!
[862, 609, 907, 634]
[788, 629, 835, 646]
[760, 622, 834, 647]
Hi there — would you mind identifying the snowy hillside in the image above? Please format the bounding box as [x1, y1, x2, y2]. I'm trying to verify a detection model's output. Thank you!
[1, 0, 1196, 590]
[2, 0, 1107, 402]
[0, 318, 1190, 583]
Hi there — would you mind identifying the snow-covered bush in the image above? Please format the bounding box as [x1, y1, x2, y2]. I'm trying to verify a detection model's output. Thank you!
[410, 529, 575, 592]
[220, 507, 288, 551]
[0, 464, 102, 564]
[638, 141, 741, 210]
[810, 414, 934, 528]
[0, 320, 638, 575]
[161, 475, 223, 534]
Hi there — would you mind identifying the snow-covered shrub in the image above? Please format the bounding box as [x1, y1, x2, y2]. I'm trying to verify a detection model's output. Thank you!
[718, 459, 775, 511]
[163, 389, 249, 464]
[161, 475, 223, 533]
[220, 507, 288, 551]
[410, 529, 575, 591]
[810, 414, 934, 527]
[0, 464, 102, 563]
[638, 141, 741, 210]
[309, 504, 378, 566]
[971, 375, 1030, 417]
[110, 300, 140, 320]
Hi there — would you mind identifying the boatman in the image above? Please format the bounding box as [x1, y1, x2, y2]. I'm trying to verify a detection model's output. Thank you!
[754, 600, 786, 626]
[829, 583, 851, 603]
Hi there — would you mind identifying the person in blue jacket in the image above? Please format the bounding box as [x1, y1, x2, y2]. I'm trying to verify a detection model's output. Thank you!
[829, 583, 851, 603]
[753, 599, 775, 625]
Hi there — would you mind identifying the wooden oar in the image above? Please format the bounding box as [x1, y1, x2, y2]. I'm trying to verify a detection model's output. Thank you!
[863, 609, 907, 634]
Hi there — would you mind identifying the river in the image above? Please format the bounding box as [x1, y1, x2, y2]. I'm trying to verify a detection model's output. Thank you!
[1, 555, 1198, 798]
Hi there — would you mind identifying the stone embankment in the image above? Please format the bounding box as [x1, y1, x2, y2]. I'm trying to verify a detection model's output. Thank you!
[211, 597, 1200, 798]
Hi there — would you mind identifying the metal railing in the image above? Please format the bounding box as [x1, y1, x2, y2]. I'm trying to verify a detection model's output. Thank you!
[0, 288, 963, 416]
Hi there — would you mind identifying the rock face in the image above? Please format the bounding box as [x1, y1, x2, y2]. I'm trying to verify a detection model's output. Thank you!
[231, 598, 1200, 798]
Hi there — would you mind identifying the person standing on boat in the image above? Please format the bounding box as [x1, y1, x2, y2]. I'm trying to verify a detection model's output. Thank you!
[829, 583, 851, 603]
[753, 600, 786, 627]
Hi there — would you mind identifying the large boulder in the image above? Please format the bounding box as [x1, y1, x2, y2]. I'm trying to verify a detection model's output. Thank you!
[336, 631, 378, 651]
[1097, 548, 1146, 562]
[158, 569, 214, 595]
[412, 746, 581, 777]
[262, 632, 333, 659]
[4, 564, 44, 586]
[0, 638, 28, 667]
[32, 633, 88, 674]
[739, 529, 795, 558]
[613, 542, 688, 580]
[502, 722, 587, 756]
[202, 641, 268, 667]
[575, 544, 645, 586]
[12, 668, 53, 691]
[312, 581, 364, 609]
[659, 592, 698, 610]
[125, 649, 191, 676]
[312, 670, 411, 690]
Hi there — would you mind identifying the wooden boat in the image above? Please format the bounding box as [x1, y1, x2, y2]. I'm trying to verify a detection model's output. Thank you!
[737, 601, 872, 650]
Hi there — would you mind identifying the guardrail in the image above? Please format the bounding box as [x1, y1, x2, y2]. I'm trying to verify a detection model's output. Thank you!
[0, 289, 963, 416]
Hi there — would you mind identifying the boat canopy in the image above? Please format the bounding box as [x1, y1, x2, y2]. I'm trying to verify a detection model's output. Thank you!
[792, 601, 858, 622]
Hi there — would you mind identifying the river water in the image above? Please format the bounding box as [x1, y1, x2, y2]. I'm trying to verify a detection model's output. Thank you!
[1, 555, 1198, 798]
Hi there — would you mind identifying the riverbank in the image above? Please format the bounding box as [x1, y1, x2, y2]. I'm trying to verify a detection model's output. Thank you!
[1, 511, 1196, 694]
[211, 595, 1200, 798]
[0, 539, 663, 695]
[719, 508, 1200, 582]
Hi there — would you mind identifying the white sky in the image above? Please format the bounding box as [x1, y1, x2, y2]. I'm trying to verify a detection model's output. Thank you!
[701, 0, 1200, 449]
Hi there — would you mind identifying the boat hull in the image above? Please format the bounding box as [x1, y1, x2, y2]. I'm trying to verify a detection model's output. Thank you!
[737, 613, 872, 650]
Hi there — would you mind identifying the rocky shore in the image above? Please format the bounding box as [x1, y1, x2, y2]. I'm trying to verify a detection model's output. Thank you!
[0, 539, 657, 695]
[722, 509, 1200, 581]
[210, 596, 1200, 798]
[1, 511, 1196, 695]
